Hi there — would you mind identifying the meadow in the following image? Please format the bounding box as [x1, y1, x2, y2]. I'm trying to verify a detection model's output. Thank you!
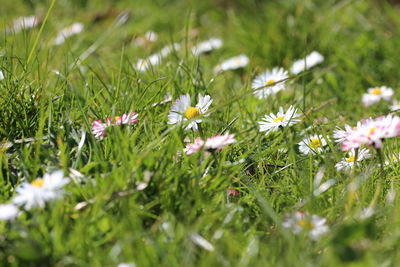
[2, 0, 400, 266]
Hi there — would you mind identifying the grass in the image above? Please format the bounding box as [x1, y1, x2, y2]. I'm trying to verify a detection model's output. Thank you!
[2, 0, 400, 266]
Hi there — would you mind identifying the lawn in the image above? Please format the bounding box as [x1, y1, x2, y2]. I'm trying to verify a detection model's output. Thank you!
[2, 0, 400, 266]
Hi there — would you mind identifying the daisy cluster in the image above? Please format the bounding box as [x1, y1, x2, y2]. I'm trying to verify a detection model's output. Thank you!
[4, 10, 400, 251]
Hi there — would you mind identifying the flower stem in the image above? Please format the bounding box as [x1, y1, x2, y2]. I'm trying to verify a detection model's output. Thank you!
[309, 152, 313, 196]
[197, 124, 205, 140]
[369, 147, 385, 208]
[350, 148, 359, 178]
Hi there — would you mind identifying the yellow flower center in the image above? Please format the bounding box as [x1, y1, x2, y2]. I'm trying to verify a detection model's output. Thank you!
[274, 116, 285, 122]
[31, 178, 45, 187]
[368, 127, 376, 136]
[346, 156, 355, 163]
[265, 79, 275, 85]
[298, 219, 315, 230]
[371, 88, 382, 95]
[310, 138, 322, 148]
[114, 116, 121, 121]
[185, 107, 200, 119]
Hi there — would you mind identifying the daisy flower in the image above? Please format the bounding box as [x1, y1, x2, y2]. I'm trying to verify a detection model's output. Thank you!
[91, 112, 139, 140]
[333, 123, 361, 144]
[183, 133, 236, 155]
[0, 204, 20, 221]
[0, 70, 4, 81]
[168, 94, 212, 131]
[136, 43, 181, 72]
[117, 263, 136, 267]
[342, 115, 400, 151]
[13, 170, 70, 210]
[290, 51, 324, 75]
[92, 120, 107, 139]
[282, 211, 329, 240]
[362, 86, 393, 107]
[53, 23, 84, 45]
[133, 30, 158, 46]
[114, 112, 139, 125]
[205, 133, 236, 149]
[214, 55, 249, 73]
[7, 16, 39, 34]
[192, 38, 222, 55]
[390, 100, 400, 112]
[298, 134, 329, 155]
[335, 148, 371, 171]
[183, 138, 205, 155]
[258, 105, 301, 135]
[252, 67, 288, 99]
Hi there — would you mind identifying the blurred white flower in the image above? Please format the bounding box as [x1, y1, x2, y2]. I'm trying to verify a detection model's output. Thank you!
[282, 211, 329, 240]
[117, 263, 136, 267]
[291, 51, 324, 75]
[0, 70, 4, 80]
[214, 55, 249, 73]
[133, 31, 158, 46]
[12, 170, 70, 210]
[252, 67, 288, 99]
[342, 115, 400, 151]
[362, 86, 393, 107]
[53, 23, 84, 45]
[0, 204, 20, 221]
[136, 43, 180, 72]
[333, 123, 361, 144]
[184, 133, 236, 155]
[192, 38, 222, 55]
[7, 16, 39, 34]
[258, 105, 301, 134]
[189, 233, 215, 251]
[390, 100, 400, 112]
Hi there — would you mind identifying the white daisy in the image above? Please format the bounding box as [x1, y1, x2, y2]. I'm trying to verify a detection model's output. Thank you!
[53, 23, 84, 45]
[192, 38, 222, 55]
[0, 204, 20, 221]
[184, 133, 236, 155]
[205, 133, 236, 150]
[136, 54, 161, 72]
[117, 263, 136, 267]
[333, 123, 361, 144]
[342, 115, 400, 151]
[258, 105, 301, 135]
[335, 148, 371, 171]
[252, 67, 288, 99]
[133, 31, 158, 46]
[136, 43, 181, 72]
[290, 51, 324, 75]
[7, 16, 39, 34]
[168, 94, 213, 131]
[298, 134, 329, 155]
[214, 55, 249, 73]
[362, 86, 393, 107]
[282, 211, 329, 240]
[0, 70, 4, 81]
[12, 170, 70, 210]
[390, 100, 400, 112]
